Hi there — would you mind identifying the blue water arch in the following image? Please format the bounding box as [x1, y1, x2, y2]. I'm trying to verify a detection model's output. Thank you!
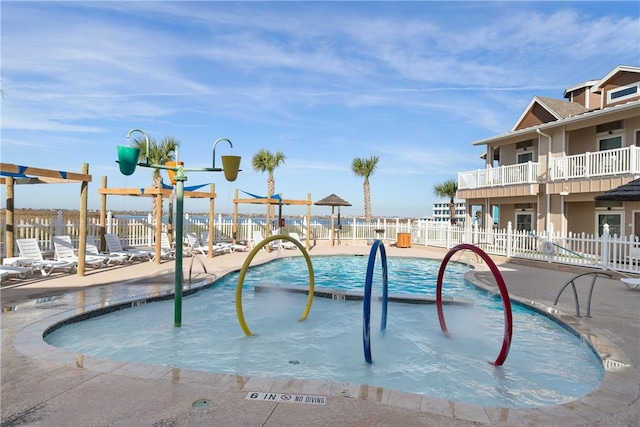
[363, 239, 389, 364]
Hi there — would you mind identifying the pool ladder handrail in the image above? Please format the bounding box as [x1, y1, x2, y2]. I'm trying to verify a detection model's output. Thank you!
[553, 271, 612, 318]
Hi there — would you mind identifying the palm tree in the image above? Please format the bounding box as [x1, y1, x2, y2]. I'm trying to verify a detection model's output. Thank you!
[132, 135, 179, 224]
[352, 156, 379, 224]
[252, 149, 286, 218]
[433, 179, 459, 224]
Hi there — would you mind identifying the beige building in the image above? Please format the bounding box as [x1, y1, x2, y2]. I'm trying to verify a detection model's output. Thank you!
[458, 65, 640, 238]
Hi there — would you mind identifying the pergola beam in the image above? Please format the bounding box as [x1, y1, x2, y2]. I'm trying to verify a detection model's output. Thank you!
[99, 180, 218, 261]
[0, 163, 91, 275]
[0, 163, 91, 183]
[233, 189, 313, 251]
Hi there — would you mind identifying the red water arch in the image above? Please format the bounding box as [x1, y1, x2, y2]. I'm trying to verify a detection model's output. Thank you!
[436, 243, 513, 366]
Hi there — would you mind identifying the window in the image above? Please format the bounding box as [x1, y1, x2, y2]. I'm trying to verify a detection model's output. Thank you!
[599, 135, 622, 151]
[608, 83, 640, 103]
[517, 151, 533, 164]
[516, 140, 534, 164]
[597, 213, 622, 236]
[516, 213, 532, 232]
[596, 120, 623, 133]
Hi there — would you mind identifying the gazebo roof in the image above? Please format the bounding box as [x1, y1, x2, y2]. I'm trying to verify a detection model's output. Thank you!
[314, 193, 352, 207]
[595, 178, 640, 201]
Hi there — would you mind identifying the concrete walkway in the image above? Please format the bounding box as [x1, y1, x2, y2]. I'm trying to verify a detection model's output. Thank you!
[1, 242, 638, 426]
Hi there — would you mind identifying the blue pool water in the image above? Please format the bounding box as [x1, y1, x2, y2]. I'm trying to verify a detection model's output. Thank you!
[45, 255, 604, 408]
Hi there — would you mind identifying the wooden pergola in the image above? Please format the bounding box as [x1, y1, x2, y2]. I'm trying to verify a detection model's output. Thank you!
[1, 162, 92, 276]
[232, 189, 313, 251]
[98, 178, 219, 262]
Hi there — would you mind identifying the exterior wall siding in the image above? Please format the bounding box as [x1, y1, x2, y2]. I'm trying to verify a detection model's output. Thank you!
[515, 104, 557, 131]
[604, 72, 640, 108]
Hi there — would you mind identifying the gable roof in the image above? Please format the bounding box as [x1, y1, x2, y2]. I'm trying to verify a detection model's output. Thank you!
[591, 65, 640, 93]
[563, 79, 599, 98]
[511, 96, 588, 132]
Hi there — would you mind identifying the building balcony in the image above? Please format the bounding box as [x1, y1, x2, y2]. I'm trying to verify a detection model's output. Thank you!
[458, 162, 539, 190]
[458, 146, 640, 193]
[551, 145, 640, 180]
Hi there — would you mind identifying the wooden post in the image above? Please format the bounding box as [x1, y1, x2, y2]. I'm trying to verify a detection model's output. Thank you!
[306, 193, 311, 251]
[154, 193, 163, 264]
[233, 188, 239, 244]
[208, 183, 215, 258]
[77, 163, 89, 276]
[100, 176, 107, 252]
[5, 178, 14, 258]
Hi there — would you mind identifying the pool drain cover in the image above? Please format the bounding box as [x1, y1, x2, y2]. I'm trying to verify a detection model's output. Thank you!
[192, 399, 210, 409]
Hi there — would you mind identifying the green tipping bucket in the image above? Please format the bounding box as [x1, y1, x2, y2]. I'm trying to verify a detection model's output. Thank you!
[117, 146, 141, 176]
[221, 155, 241, 182]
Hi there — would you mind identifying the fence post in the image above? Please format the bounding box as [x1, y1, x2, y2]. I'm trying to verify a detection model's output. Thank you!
[56, 210, 63, 236]
[473, 221, 479, 244]
[506, 221, 513, 258]
[546, 222, 555, 263]
[352, 217, 356, 243]
[107, 211, 113, 234]
[146, 213, 153, 246]
[602, 224, 610, 269]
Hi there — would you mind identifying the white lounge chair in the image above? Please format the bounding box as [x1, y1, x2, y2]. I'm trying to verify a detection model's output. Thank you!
[53, 235, 107, 268]
[0, 265, 33, 281]
[86, 235, 127, 265]
[285, 232, 304, 249]
[187, 232, 231, 256]
[202, 232, 247, 252]
[252, 230, 287, 251]
[158, 232, 176, 259]
[16, 238, 75, 276]
[620, 278, 640, 290]
[104, 233, 153, 262]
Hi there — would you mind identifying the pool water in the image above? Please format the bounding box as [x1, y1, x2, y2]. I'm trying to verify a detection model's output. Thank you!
[45, 255, 604, 408]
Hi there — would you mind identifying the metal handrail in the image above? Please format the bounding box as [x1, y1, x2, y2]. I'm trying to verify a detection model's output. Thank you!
[553, 272, 612, 317]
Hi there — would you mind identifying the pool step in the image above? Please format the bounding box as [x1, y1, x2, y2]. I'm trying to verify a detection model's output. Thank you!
[254, 284, 474, 305]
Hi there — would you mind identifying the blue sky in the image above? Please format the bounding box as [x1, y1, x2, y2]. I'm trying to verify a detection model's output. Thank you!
[2, 1, 639, 218]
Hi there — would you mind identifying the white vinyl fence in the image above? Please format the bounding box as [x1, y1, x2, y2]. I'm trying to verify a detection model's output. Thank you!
[2, 211, 639, 274]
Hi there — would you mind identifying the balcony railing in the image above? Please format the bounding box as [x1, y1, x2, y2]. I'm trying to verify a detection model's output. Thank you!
[458, 162, 539, 190]
[458, 146, 640, 190]
[551, 145, 640, 180]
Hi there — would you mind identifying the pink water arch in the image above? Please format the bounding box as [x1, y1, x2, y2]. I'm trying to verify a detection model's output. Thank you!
[436, 243, 513, 366]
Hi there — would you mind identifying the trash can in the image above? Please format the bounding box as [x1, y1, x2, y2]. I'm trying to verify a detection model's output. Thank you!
[397, 233, 411, 248]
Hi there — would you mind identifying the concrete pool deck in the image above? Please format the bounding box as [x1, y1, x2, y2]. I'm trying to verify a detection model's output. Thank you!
[1, 242, 638, 426]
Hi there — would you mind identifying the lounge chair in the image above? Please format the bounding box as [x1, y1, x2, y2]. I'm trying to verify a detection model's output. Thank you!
[253, 230, 283, 251]
[104, 233, 154, 262]
[187, 232, 231, 256]
[16, 238, 76, 276]
[620, 278, 640, 290]
[199, 233, 233, 253]
[285, 232, 304, 249]
[202, 232, 247, 252]
[158, 232, 176, 259]
[86, 235, 127, 265]
[53, 235, 107, 268]
[0, 265, 33, 281]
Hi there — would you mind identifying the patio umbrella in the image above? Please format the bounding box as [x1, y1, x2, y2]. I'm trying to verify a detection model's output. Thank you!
[594, 178, 640, 201]
[314, 194, 352, 246]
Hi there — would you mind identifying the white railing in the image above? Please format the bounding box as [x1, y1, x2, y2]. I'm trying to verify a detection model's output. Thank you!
[458, 146, 640, 190]
[551, 145, 640, 180]
[3, 211, 639, 274]
[458, 162, 539, 190]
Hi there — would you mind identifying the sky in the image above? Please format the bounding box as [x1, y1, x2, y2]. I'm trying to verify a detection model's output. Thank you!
[1, 1, 639, 218]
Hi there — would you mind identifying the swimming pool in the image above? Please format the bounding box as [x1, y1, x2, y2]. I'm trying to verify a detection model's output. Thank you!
[44, 255, 604, 408]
